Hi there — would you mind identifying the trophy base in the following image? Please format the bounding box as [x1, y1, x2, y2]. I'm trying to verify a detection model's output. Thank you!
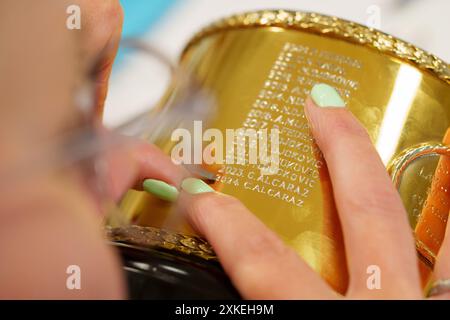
[111, 242, 240, 299]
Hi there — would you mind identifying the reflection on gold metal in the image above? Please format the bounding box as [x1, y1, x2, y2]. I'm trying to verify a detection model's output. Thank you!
[118, 10, 450, 293]
[415, 238, 435, 269]
[376, 65, 422, 164]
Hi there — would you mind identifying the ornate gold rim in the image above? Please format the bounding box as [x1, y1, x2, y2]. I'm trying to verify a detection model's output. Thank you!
[182, 9, 450, 84]
[106, 225, 217, 261]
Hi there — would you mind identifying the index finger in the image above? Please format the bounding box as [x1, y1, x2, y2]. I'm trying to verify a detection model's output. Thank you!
[105, 136, 190, 201]
[304, 85, 421, 297]
[178, 187, 335, 299]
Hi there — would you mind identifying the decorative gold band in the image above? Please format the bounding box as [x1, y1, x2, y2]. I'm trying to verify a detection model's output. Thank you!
[106, 225, 217, 260]
[183, 10, 450, 84]
[415, 238, 436, 269]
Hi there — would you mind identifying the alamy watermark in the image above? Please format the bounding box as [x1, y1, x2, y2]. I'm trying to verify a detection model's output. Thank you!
[366, 5, 381, 29]
[66, 4, 81, 30]
[366, 264, 381, 290]
[171, 121, 280, 175]
[66, 265, 81, 290]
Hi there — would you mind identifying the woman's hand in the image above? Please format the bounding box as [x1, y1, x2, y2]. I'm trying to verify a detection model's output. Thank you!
[2, 0, 448, 299]
[174, 84, 450, 299]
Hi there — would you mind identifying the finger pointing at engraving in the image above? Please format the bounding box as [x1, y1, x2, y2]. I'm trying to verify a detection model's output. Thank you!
[177, 179, 335, 299]
[304, 84, 421, 298]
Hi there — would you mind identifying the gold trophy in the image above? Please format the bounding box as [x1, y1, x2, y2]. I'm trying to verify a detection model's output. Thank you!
[110, 10, 450, 295]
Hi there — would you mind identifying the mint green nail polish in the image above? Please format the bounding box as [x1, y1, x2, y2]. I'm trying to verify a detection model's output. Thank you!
[181, 178, 214, 194]
[143, 179, 179, 202]
[311, 83, 346, 108]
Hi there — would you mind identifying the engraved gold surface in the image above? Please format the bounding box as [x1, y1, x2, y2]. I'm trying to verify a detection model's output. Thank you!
[118, 10, 450, 292]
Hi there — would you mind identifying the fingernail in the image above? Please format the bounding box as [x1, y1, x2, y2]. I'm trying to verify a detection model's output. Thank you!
[311, 83, 346, 108]
[181, 178, 214, 194]
[142, 179, 179, 202]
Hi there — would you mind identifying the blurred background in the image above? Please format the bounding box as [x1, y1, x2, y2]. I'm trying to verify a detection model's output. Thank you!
[103, 0, 450, 128]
